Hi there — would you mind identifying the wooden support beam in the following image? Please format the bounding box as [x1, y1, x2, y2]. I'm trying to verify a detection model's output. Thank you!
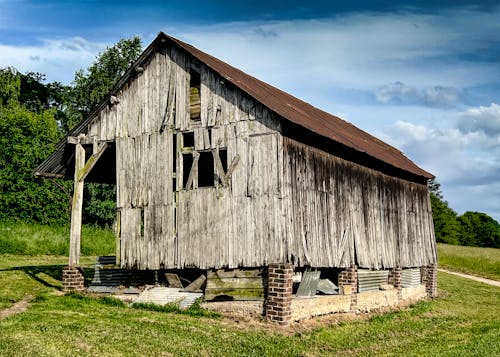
[77, 142, 108, 182]
[224, 154, 240, 186]
[67, 135, 111, 146]
[115, 210, 121, 267]
[69, 143, 85, 266]
[185, 152, 199, 190]
[68, 136, 109, 267]
[212, 149, 227, 187]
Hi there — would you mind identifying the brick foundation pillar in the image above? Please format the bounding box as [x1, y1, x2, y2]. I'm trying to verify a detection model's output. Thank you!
[389, 266, 403, 299]
[421, 264, 438, 298]
[389, 266, 402, 288]
[62, 266, 85, 292]
[338, 265, 358, 311]
[266, 263, 293, 325]
[338, 265, 358, 294]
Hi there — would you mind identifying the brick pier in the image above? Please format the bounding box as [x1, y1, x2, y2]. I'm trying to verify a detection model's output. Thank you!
[62, 266, 85, 291]
[266, 263, 293, 325]
[421, 264, 438, 298]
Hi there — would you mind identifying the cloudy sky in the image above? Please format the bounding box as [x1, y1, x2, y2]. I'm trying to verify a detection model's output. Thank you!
[1, 0, 499, 221]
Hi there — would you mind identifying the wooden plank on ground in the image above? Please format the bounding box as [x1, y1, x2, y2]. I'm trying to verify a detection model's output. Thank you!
[165, 273, 184, 288]
[205, 269, 265, 301]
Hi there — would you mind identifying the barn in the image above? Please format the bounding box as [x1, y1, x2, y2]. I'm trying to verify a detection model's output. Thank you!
[35, 32, 437, 324]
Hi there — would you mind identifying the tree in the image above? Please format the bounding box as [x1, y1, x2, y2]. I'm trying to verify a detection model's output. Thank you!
[458, 211, 500, 248]
[0, 68, 21, 106]
[428, 179, 462, 245]
[0, 68, 70, 224]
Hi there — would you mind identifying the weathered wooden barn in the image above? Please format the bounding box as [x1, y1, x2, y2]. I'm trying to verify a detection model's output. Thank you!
[35, 32, 437, 323]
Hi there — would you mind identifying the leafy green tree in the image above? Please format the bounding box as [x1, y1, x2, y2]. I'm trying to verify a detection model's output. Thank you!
[0, 69, 70, 224]
[429, 179, 462, 245]
[0, 68, 21, 106]
[458, 211, 500, 248]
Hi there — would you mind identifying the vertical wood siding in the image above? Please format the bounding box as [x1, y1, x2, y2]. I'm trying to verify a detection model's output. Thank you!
[282, 138, 437, 269]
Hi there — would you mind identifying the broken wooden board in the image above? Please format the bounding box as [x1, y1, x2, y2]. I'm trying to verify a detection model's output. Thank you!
[165, 273, 184, 288]
[205, 268, 265, 301]
[182, 274, 206, 293]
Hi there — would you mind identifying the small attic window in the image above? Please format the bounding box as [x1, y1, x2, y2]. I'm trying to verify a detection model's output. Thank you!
[190, 66, 201, 121]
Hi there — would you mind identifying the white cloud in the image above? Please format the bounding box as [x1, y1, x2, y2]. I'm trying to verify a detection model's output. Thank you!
[375, 82, 418, 104]
[0, 37, 104, 84]
[384, 104, 500, 221]
[458, 103, 500, 137]
[375, 82, 464, 107]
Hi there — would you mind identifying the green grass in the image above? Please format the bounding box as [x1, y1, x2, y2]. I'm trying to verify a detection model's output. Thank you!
[438, 243, 500, 281]
[1, 255, 499, 356]
[0, 220, 115, 256]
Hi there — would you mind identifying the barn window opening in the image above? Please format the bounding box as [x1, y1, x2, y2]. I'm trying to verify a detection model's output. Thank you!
[219, 149, 228, 173]
[198, 151, 215, 187]
[190, 67, 201, 121]
[181, 145, 229, 190]
[183, 132, 194, 148]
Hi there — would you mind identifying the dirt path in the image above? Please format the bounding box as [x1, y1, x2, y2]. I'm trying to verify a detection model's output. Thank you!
[0, 295, 33, 321]
[438, 269, 500, 287]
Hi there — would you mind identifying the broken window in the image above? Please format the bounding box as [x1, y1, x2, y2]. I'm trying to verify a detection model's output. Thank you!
[198, 151, 215, 187]
[182, 132, 194, 148]
[181, 147, 229, 190]
[190, 66, 201, 121]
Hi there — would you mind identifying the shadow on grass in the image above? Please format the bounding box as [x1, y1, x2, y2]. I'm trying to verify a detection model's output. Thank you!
[0, 265, 95, 289]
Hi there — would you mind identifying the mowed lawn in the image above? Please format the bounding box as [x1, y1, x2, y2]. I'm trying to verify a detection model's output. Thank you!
[0, 254, 499, 356]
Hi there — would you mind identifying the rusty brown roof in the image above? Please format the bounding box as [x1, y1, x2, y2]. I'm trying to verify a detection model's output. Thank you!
[165, 33, 432, 179]
[35, 32, 433, 180]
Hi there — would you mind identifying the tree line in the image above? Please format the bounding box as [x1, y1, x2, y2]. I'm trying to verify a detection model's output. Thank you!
[430, 180, 500, 248]
[0, 36, 499, 248]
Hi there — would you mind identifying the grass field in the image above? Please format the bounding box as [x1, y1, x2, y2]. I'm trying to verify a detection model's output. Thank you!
[0, 254, 499, 356]
[0, 220, 115, 256]
[437, 243, 500, 281]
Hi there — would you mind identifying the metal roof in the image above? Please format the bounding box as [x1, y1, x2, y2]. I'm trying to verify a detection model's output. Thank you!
[35, 32, 433, 180]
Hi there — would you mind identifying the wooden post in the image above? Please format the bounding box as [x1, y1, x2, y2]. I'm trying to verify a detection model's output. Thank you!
[69, 143, 85, 266]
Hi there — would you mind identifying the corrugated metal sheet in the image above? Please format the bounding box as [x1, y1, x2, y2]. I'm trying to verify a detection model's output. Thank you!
[402, 268, 422, 288]
[358, 269, 389, 293]
[34, 32, 433, 181]
[296, 270, 321, 296]
[135, 287, 203, 309]
[89, 256, 156, 288]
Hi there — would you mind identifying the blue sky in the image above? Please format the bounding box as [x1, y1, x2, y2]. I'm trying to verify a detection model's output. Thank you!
[1, 0, 500, 221]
